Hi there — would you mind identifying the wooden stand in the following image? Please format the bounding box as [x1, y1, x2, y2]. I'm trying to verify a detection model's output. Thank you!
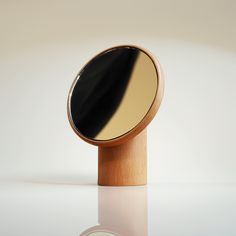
[98, 129, 147, 186]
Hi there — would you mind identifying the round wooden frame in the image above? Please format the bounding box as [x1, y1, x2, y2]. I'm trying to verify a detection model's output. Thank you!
[67, 44, 164, 147]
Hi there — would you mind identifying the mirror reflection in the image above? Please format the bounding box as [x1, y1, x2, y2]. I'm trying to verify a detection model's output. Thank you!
[87, 233, 117, 236]
[70, 46, 158, 141]
[80, 186, 148, 236]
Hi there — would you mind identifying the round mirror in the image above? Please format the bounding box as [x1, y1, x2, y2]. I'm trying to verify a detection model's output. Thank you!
[68, 45, 162, 145]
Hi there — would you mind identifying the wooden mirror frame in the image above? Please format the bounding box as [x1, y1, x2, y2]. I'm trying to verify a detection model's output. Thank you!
[67, 45, 164, 186]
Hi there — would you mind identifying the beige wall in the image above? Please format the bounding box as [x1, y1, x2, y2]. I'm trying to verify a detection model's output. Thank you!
[0, 0, 235, 184]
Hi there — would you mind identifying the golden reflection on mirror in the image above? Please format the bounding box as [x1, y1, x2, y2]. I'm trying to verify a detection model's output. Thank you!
[96, 51, 157, 140]
[69, 46, 158, 141]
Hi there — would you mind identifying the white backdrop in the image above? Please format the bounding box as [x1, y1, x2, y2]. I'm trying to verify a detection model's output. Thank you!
[0, 0, 235, 184]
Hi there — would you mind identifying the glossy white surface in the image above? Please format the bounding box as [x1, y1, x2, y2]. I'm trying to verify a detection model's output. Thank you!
[0, 181, 235, 236]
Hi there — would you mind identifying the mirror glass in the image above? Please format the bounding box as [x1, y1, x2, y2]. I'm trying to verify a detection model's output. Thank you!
[69, 46, 158, 141]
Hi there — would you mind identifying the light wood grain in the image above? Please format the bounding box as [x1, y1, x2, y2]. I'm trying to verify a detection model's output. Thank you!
[98, 129, 147, 186]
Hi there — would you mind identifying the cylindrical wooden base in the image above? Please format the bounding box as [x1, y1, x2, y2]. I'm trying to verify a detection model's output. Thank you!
[98, 129, 147, 186]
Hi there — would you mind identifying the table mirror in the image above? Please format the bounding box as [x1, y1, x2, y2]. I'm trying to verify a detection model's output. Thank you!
[68, 45, 164, 186]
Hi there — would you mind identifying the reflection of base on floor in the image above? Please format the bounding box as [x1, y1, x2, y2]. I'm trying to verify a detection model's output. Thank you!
[80, 186, 147, 236]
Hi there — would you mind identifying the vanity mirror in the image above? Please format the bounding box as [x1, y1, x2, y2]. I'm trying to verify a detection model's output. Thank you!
[67, 45, 164, 186]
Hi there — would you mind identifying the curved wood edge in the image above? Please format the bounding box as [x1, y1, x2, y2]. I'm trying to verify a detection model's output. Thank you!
[67, 44, 164, 147]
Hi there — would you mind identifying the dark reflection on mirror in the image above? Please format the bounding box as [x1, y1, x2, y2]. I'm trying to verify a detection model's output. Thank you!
[69, 46, 157, 141]
[80, 186, 147, 236]
[71, 48, 139, 139]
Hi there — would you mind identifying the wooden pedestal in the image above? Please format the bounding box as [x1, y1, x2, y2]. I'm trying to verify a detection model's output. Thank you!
[98, 129, 147, 186]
